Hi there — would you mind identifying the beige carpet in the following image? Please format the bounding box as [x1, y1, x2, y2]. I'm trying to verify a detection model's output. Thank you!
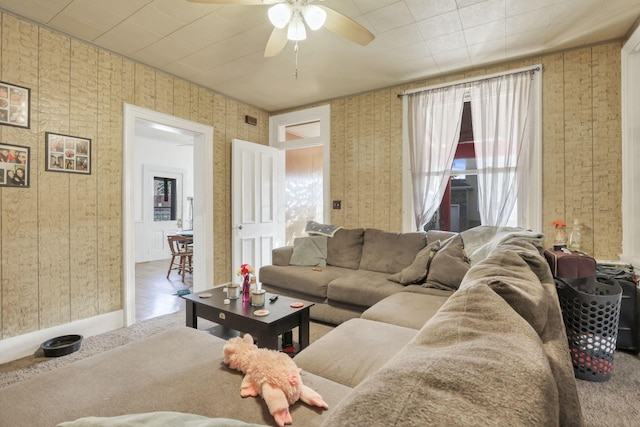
[1, 310, 638, 427]
[574, 349, 640, 427]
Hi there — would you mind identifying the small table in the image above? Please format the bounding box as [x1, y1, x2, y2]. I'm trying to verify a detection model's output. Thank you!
[183, 287, 314, 351]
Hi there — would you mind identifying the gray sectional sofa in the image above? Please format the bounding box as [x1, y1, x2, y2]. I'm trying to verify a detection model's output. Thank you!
[0, 229, 584, 427]
[259, 227, 465, 325]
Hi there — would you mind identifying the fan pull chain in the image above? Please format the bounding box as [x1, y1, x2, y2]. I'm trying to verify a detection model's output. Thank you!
[294, 41, 299, 79]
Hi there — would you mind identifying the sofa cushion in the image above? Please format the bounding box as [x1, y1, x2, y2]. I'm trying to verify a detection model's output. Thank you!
[323, 284, 566, 427]
[462, 241, 551, 336]
[492, 239, 553, 284]
[423, 234, 469, 290]
[0, 328, 352, 427]
[290, 236, 328, 267]
[294, 318, 417, 388]
[361, 291, 450, 329]
[359, 229, 427, 274]
[259, 265, 346, 298]
[326, 228, 365, 270]
[387, 240, 440, 285]
[327, 269, 404, 307]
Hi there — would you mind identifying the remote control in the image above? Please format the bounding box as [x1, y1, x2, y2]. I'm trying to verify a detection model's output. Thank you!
[269, 295, 279, 302]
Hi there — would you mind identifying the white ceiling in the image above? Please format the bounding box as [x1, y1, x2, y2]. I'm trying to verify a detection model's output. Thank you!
[0, 0, 638, 112]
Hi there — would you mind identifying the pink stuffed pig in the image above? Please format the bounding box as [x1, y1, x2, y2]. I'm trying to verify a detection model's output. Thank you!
[223, 334, 328, 426]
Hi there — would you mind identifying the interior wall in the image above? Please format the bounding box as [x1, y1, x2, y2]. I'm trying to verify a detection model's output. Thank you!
[0, 9, 624, 342]
[0, 13, 269, 340]
[294, 41, 622, 260]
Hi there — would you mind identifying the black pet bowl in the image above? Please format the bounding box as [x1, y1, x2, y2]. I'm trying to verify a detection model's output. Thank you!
[41, 334, 83, 357]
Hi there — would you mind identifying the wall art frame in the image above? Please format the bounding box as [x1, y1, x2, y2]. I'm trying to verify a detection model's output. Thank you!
[45, 132, 91, 175]
[0, 142, 30, 187]
[0, 81, 30, 129]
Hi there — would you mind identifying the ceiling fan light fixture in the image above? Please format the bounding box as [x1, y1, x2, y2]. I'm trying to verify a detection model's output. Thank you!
[302, 5, 326, 31]
[287, 14, 306, 41]
[268, 3, 292, 29]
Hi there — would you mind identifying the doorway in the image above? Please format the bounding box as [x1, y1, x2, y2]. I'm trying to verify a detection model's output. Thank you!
[269, 104, 330, 243]
[123, 104, 214, 327]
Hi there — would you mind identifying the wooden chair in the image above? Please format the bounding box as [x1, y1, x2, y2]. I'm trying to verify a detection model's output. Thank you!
[166, 235, 193, 282]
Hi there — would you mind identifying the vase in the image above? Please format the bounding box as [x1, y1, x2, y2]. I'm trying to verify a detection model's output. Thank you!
[242, 274, 251, 303]
[554, 226, 567, 247]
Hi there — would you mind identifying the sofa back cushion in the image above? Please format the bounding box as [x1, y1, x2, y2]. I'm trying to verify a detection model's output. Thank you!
[326, 228, 365, 269]
[462, 240, 552, 335]
[359, 229, 426, 274]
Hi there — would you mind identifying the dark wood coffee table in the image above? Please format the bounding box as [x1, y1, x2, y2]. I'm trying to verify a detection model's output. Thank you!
[183, 286, 314, 350]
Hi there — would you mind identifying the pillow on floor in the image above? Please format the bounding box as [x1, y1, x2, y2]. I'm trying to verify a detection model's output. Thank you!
[289, 236, 328, 267]
[388, 240, 441, 285]
[423, 234, 470, 290]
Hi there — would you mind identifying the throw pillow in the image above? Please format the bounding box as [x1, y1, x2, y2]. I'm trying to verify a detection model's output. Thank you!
[326, 228, 365, 269]
[289, 236, 328, 267]
[423, 234, 470, 290]
[388, 240, 441, 285]
[305, 221, 344, 237]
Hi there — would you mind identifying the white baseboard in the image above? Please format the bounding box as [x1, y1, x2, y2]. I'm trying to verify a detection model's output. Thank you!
[0, 310, 125, 364]
[619, 253, 640, 272]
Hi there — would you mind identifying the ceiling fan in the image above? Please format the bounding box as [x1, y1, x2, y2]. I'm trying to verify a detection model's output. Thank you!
[187, 0, 375, 57]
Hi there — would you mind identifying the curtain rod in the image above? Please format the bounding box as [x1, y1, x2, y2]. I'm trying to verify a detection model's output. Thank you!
[397, 64, 542, 98]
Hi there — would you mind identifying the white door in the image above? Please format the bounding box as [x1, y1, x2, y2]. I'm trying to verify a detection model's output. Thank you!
[232, 139, 285, 282]
[143, 165, 184, 262]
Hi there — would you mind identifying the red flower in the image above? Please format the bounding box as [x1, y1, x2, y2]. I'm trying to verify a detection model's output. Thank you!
[237, 263, 254, 276]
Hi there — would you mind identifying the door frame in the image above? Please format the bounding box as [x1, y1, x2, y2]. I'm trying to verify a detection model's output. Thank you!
[622, 26, 640, 268]
[123, 104, 214, 326]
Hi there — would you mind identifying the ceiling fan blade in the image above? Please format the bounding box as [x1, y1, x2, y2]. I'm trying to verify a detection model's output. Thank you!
[187, 0, 280, 5]
[319, 5, 375, 46]
[264, 27, 288, 57]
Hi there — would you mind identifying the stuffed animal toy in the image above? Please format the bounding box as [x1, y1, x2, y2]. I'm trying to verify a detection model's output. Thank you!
[223, 334, 328, 426]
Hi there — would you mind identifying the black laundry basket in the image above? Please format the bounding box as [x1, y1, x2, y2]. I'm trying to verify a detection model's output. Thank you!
[556, 276, 622, 382]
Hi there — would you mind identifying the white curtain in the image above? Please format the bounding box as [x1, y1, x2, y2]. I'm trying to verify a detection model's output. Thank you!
[407, 84, 466, 230]
[469, 72, 533, 226]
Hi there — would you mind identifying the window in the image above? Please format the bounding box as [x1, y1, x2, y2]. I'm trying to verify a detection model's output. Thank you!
[153, 176, 177, 221]
[425, 103, 476, 232]
[403, 66, 542, 233]
[283, 120, 321, 141]
[425, 102, 518, 233]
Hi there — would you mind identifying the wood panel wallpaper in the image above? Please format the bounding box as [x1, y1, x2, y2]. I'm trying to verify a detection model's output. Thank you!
[0, 9, 624, 342]
[0, 13, 269, 340]
[318, 41, 622, 262]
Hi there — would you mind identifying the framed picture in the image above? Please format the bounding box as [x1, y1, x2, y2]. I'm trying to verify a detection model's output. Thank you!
[0, 143, 30, 187]
[0, 81, 30, 129]
[45, 132, 91, 175]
